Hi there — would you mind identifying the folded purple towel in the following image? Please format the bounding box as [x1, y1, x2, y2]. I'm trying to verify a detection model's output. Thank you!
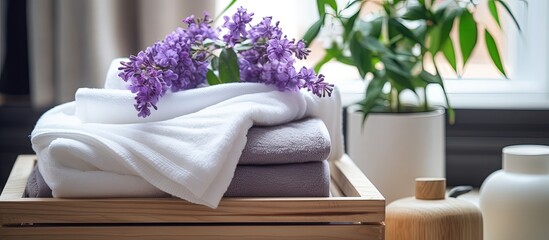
[240, 118, 331, 165]
[26, 161, 330, 198]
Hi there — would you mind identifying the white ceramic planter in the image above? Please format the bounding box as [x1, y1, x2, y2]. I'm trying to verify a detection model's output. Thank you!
[479, 145, 549, 240]
[346, 106, 445, 204]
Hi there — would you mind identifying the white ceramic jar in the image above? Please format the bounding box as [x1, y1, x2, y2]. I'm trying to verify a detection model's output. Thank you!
[346, 106, 445, 204]
[479, 145, 549, 240]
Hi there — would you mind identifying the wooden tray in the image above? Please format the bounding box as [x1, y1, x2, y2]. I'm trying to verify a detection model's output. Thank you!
[0, 155, 385, 240]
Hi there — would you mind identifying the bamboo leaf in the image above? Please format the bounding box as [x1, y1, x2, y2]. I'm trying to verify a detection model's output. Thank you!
[206, 69, 221, 86]
[214, 0, 238, 21]
[401, 5, 429, 20]
[350, 32, 372, 79]
[381, 56, 415, 92]
[419, 70, 440, 84]
[316, 0, 326, 18]
[458, 10, 477, 68]
[211, 56, 219, 71]
[324, 0, 338, 13]
[488, 0, 501, 29]
[359, 35, 388, 54]
[428, 25, 442, 55]
[335, 55, 355, 65]
[343, 0, 362, 10]
[360, 75, 388, 124]
[303, 15, 325, 47]
[442, 38, 457, 74]
[343, 11, 360, 42]
[496, 0, 521, 32]
[218, 48, 240, 83]
[439, 7, 462, 48]
[485, 29, 507, 78]
[388, 18, 424, 47]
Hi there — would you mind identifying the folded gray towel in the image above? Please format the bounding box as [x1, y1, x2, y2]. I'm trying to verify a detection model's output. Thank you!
[26, 161, 330, 198]
[25, 166, 53, 198]
[225, 160, 330, 197]
[240, 118, 331, 165]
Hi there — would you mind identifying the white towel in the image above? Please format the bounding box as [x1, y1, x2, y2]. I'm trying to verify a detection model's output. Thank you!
[31, 60, 344, 208]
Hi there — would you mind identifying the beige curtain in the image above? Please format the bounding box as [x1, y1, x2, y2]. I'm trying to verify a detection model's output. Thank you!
[28, 0, 215, 107]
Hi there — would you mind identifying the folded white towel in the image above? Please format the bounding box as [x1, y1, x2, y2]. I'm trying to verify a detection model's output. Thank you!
[31, 60, 344, 208]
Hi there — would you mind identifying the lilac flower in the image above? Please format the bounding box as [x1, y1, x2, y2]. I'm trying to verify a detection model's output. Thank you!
[248, 17, 282, 43]
[184, 13, 218, 43]
[299, 67, 334, 97]
[119, 13, 214, 117]
[119, 7, 333, 118]
[222, 7, 254, 46]
[267, 38, 293, 62]
[292, 39, 310, 60]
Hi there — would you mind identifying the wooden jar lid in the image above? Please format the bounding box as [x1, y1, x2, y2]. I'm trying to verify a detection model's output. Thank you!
[415, 177, 446, 200]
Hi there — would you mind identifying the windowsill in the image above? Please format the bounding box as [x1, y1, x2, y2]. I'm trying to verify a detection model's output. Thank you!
[330, 73, 549, 110]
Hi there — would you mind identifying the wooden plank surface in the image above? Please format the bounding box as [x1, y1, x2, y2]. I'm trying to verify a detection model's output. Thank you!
[0, 224, 384, 240]
[331, 155, 385, 201]
[0, 155, 384, 224]
[0, 155, 35, 200]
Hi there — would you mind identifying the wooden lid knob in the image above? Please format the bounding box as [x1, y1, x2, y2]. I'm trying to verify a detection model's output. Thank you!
[415, 178, 446, 200]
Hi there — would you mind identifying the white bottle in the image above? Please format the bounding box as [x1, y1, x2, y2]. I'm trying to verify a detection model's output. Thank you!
[480, 145, 549, 240]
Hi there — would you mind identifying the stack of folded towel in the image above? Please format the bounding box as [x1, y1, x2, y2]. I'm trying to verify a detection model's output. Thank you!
[28, 59, 344, 208]
[27, 118, 332, 198]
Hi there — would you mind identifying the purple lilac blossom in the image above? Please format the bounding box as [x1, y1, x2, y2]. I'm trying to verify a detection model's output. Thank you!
[222, 7, 254, 46]
[248, 17, 282, 43]
[119, 7, 333, 118]
[118, 13, 215, 117]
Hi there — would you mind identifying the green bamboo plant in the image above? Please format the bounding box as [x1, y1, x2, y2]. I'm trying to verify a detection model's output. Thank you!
[303, 0, 520, 123]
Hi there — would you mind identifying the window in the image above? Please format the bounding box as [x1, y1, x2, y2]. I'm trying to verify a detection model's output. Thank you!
[216, 0, 549, 107]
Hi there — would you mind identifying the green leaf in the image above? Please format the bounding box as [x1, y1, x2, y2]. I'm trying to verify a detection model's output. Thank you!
[360, 75, 388, 124]
[324, 0, 338, 13]
[356, 17, 383, 38]
[484, 29, 507, 78]
[401, 5, 429, 20]
[303, 15, 325, 47]
[496, 0, 521, 32]
[488, 0, 501, 29]
[430, 7, 461, 55]
[458, 10, 477, 68]
[428, 25, 442, 55]
[388, 18, 424, 47]
[316, 0, 326, 18]
[342, 11, 360, 42]
[343, 0, 363, 10]
[210, 56, 219, 71]
[218, 48, 240, 83]
[214, 0, 238, 21]
[419, 70, 441, 84]
[335, 55, 355, 66]
[381, 56, 415, 92]
[442, 38, 457, 74]
[350, 32, 372, 79]
[206, 69, 221, 86]
[358, 35, 388, 55]
[440, 7, 462, 45]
